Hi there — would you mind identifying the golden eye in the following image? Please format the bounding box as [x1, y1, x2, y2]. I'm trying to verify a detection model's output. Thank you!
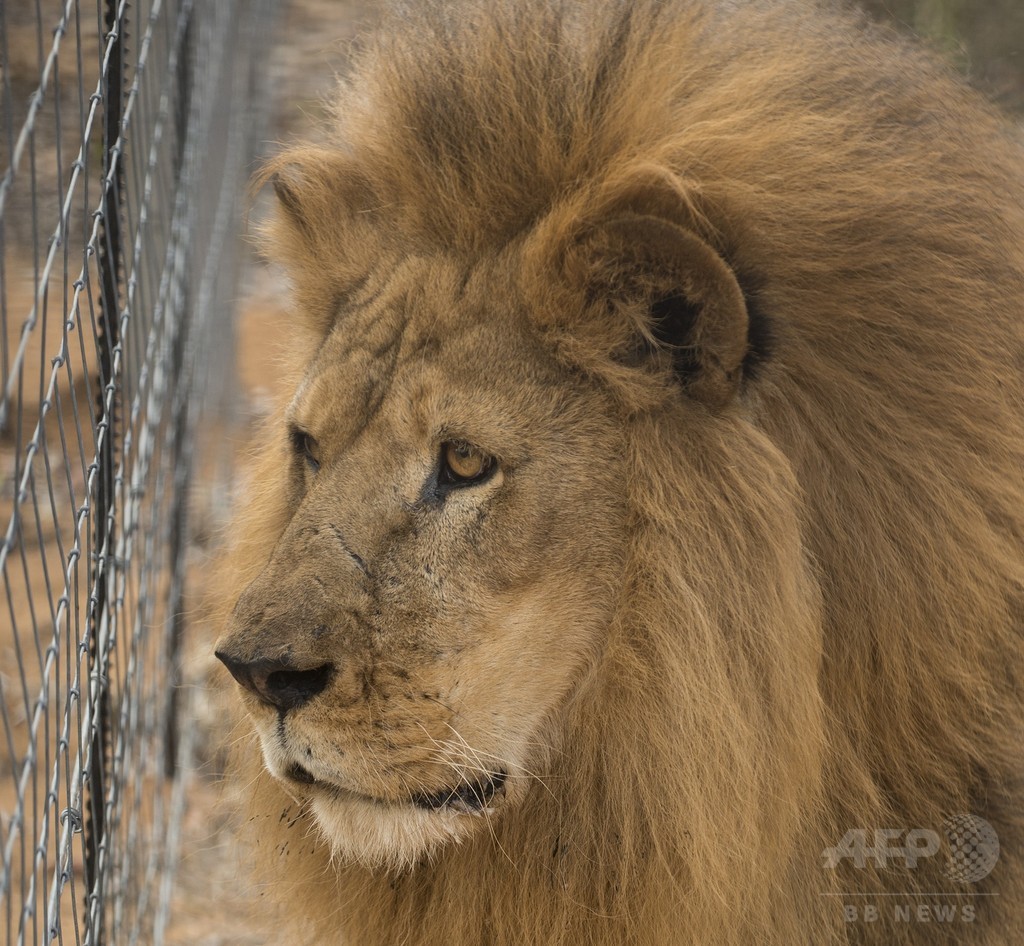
[441, 441, 493, 484]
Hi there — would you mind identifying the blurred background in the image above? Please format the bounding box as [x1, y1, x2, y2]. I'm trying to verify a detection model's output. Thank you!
[0, 1, 1020, 944]
[863, 0, 1023, 113]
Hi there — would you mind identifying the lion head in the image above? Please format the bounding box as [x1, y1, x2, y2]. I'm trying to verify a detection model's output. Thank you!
[214, 1, 1024, 943]
[214, 154, 793, 864]
[217, 244, 633, 864]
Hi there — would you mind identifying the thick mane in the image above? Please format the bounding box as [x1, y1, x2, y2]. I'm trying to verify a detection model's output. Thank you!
[327, 0, 1018, 254]
[231, 1, 1024, 943]
[335, 0, 685, 249]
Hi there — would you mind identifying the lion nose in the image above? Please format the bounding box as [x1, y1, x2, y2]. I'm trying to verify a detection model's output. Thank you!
[214, 652, 334, 711]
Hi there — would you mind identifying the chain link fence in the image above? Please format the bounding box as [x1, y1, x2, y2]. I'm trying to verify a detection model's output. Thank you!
[0, 1, 280, 943]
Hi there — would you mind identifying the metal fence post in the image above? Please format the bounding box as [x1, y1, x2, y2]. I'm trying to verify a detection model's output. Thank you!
[87, 2, 126, 942]
[163, 8, 194, 782]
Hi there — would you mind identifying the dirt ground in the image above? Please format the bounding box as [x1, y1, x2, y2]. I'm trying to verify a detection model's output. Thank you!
[159, 276, 311, 946]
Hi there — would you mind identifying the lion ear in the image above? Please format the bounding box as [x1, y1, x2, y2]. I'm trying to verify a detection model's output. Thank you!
[255, 149, 379, 337]
[262, 150, 374, 239]
[269, 165, 318, 240]
[572, 210, 751, 410]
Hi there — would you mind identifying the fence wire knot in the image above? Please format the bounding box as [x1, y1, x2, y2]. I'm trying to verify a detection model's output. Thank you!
[60, 809, 84, 833]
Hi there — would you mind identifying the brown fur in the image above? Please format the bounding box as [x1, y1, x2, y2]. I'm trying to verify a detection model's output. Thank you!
[214, 1, 1024, 943]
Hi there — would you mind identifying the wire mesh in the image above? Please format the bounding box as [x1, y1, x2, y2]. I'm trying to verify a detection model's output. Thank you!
[0, 1, 280, 943]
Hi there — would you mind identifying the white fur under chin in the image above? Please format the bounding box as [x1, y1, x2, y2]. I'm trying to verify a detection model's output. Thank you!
[309, 791, 483, 871]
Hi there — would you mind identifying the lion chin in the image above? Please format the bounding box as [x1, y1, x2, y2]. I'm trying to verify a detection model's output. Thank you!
[213, 0, 1024, 943]
[250, 694, 525, 869]
[307, 787, 497, 870]
[267, 743, 514, 872]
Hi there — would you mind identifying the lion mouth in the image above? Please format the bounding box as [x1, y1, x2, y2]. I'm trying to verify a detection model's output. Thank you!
[411, 771, 507, 813]
[285, 763, 507, 814]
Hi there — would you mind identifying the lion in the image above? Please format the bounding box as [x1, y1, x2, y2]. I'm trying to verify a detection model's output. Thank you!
[212, 1, 1024, 943]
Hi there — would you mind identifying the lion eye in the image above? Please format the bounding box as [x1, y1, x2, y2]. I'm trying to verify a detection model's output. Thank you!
[290, 426, 321, 473]
[440, 441, 494, 485]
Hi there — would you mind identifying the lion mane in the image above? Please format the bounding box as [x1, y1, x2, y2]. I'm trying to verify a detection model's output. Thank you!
[215, 1, 1024, 943]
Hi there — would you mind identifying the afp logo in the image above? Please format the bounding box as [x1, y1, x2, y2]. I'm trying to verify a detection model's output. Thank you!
[943, 815, 1000, 883]
[822, 815, 999, 883]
